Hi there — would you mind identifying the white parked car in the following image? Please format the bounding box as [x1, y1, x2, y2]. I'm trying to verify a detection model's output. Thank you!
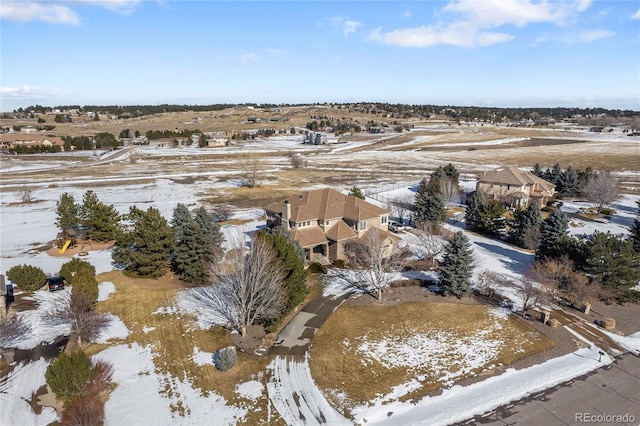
[388, 221, 405, 233]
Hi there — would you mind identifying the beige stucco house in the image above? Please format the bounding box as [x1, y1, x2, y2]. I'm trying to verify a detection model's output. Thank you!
[265, 188, 398, 262]
[476, 167, 555, 209]
[0, 133, 64, 150]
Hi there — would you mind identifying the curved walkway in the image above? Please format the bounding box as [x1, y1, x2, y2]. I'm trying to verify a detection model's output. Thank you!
[267, 293, 352, 425]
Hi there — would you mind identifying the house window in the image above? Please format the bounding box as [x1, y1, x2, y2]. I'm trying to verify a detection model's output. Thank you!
[359, 221, 367, 231]
[381, 216, 387, 224]
[325, 220, 331, 226]
[291, 222, 296, 228]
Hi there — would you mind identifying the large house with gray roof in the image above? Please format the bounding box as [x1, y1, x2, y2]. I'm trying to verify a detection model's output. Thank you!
[265, 188, 397, 263]
[476, 167, 555, 209]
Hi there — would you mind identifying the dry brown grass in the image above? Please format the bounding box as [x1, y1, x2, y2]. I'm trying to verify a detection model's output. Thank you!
[309, 302, 553, 416]
[92, 270, 282, 425]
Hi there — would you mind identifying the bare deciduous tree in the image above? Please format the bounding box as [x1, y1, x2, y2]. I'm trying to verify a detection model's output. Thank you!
[187, 236, 286, 336]
[415, 222, 446, 267]
[582, 170, 620, 212]
[344, 228, 405, 301]
[289, 152, 308, 169]
[210, 204, 233, 222]
[474, 269, 502, 299]
[523, 225, 542, 251]
[19, 186, 34, 203]
[528, 256, 596, 307]
[240, 154, 263, 188]
[439, 177, 461, 205]
[390, 195, 413, 224]
[516, 275, 554, 316]
[47, 289, 111, 351]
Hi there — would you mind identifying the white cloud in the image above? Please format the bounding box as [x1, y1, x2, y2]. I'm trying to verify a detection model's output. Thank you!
[1, 85, 60, 100]
[330, 16, 362, 37]
[236, 53, 258, 65]
[0, 1, 140, 24]
[443, 0, 592, 27]
[371, 0, 594, 48]
[0, 2, 79, 25]
[369, 22, 514, 48]
[632, 9, 640, 20]
[403, 11, 412, 19]
[576, 29, 614, 43]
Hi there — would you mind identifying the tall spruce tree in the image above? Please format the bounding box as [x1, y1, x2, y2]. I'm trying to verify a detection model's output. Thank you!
[465, 191, 484, 232]
[556, 166, 579, 196]
[538, 208, 569, 259]
[510, 202, 542, 248]
[414, 194, 446, 226]
[55, 192, 79, 231]
[584, 231, 640, 300]
[631, 201, 640, 252]
[80, 190, 120, 241]
[171, 205, 224, 286]
[531, 163, 543, 178]
[257, 226, 309, 331]
[438, 231, 475, 298]
[112, 206, 175, 278]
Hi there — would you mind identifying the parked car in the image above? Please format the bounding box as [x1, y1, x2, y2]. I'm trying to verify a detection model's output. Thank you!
[47, 276, 65, 291]
[388, 221, 405, 233]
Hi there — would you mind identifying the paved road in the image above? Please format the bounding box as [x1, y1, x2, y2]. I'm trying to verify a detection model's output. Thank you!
[460, 354, 640, 426]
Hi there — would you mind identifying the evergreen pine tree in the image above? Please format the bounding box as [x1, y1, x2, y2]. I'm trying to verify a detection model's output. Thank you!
[465, 191, 484, 232]
[510, 202, 542, 248]
[348, 185, 365, 199]
[556, 166, 579, 196]
[438, 232, 475, 298]
[80, 190, 120, 241]
[416, 177, 429, 197]
[550, 163, 562, 186]
[414, 195, 446, 226]
[112, 206, 175, 278]
[531, 163, 543, 178]
[631, 201, 640, 252]
[55, 192, 79, 231]
[584, 231, 640, 299]
[479, 199, 506, 235]
[538, 208, 569, 259]
[258, 226, 309, 331]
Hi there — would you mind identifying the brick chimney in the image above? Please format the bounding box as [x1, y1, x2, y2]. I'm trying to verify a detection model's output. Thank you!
[282, 200, 291, 230]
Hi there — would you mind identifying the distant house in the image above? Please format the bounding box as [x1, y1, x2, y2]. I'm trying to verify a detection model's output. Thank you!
[206, 131, 228, 147]
[0, 133, 64, 150]
[476, 167, 555, 209]
[265, 188, 397, 263]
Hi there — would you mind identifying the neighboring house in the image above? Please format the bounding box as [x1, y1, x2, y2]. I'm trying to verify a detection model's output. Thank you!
[476, 166, 555, 208]
[265, 188, 397, 263]
[0, 133, 64, 149]
[205, 131, 229, 147]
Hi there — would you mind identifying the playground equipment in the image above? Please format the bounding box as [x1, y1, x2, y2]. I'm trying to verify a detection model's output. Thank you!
[59, 240, 71, 254]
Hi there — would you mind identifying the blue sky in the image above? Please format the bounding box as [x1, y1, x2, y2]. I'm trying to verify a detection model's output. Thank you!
[1, 0, 639, 111]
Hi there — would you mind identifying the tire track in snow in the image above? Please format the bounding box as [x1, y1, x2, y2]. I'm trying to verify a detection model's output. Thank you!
[267, 355, 350, 425]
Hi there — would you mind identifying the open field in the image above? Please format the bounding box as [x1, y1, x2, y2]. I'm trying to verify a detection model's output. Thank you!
[308, 302, 553, 418]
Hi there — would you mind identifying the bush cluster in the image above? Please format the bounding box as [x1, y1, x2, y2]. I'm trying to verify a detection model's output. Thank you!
[6, 264, 47, 291]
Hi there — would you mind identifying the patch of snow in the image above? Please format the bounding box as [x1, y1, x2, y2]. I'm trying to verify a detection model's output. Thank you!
[236, 380, 264, 400]
[97, 281, 116, 301]
[0, 359, 58, 426]
[354, 347, 613, 425]
[95, 314, 129, 343]
[191, 347, 214, 366]
[98, 343, 245, 425]
[142, 326, 156, 334]
[13, 288, 71, 349]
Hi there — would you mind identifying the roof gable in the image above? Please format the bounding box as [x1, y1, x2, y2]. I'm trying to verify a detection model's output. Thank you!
[479, 167, 554, 191]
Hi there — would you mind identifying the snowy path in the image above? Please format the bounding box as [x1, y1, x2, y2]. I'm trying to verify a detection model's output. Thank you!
[267, 355, 350, 426]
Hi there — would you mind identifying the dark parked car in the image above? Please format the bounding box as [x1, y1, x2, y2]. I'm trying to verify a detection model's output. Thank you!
[47, 276, 65, 291]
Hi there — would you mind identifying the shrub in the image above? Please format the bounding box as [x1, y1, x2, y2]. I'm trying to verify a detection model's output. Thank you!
[390, 279, 421, 288]
[541, 206, 554, 213]
[599, 208, 614, 216]
[216, 346, 237, 372]
[60, 259, 96, 285]
[70, 269, 99, 307]
[6, 264, 47, 291]
[307, 262, 327, 274]
[45, 351, 95, 404]
[332, 259, 345, 268]
[60, 394, 104, 426]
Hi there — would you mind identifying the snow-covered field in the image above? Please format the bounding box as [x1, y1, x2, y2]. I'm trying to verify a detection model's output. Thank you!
[1, 125, 639, 425]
